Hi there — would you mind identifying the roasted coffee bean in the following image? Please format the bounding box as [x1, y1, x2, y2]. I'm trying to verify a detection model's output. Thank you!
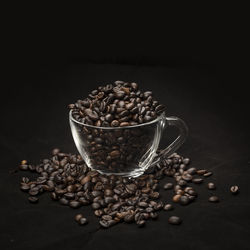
[99, 219, 115, 228]
[29, 188, 39, 196]
[137, 220, 146, 227]
[196, 169, 207, 175]
[208, 196, 219, 203]
[75, 214, 83, 222]
[163, 183, 174, 190]
[150, 212, 158, 219]
[181, 158, 189, 165]
[149, 192, 160, 199]
[28, 196, 38, 203]
[124, 213, 134, 223]
[92, 202, 101, 210]
[59, 198, 69, 205]
[186, 167, 195, 174]
[163, 204, 173, 211]
[94, 209, 103, 217]
[204, 171, 213, 177]
[102, 215, 112, 221]
[230, 185, 239, 194]
[182, 174, 193, 182]
[173, 194, 181, 203]
[80, 176, 91, 185]
[79, 217, 88, 225]
[109, 150, 120, 159]
[207, 183, 216, 190]
[179, 196, 190, 205]
[69, 201, 81, 208]
[64, 192, 75, 199]
[192, 178, 203, 184]
[85, 109, 99, 121]
[168, 216, 182, 225]
[20, 184, 30, 191]
[138, 202, 148, 208]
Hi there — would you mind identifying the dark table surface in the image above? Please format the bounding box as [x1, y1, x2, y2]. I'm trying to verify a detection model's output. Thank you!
[1, 62, 250, 250]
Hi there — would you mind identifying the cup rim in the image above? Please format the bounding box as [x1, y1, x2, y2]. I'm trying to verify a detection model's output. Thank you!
[69, 109, 165, 130]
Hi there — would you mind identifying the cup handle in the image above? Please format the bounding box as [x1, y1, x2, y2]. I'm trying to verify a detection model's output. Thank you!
[151, 116, 188, 167]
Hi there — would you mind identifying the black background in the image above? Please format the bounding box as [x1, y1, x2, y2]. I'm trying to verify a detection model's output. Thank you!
[1, 55, 250, 250]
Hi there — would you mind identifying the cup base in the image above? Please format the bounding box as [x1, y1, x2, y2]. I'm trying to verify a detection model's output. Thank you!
[92, 168, 145, 178]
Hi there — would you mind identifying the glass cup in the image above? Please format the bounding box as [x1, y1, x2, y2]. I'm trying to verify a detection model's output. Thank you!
[69, 110, 188, 178]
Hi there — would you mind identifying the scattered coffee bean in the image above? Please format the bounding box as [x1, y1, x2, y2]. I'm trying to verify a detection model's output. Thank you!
[69, 201, 81, 208]
[208, 196, 219, 203]
[192, 178, 203, 184]
[79, 217, 88, 225]
[204, 171, 213, 177]
[207, 182, 216, 190]
[168, 216, 182, 225]
[173, 194, 181, 203]
[163, 204, 173, 211]
[17, 147, 222, 229]
[179, 196, 190, 205]
[196, 169, 207, 175]
[230, 185, 239, 194]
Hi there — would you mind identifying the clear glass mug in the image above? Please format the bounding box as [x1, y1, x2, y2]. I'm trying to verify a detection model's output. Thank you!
[69, 110, 188, 178]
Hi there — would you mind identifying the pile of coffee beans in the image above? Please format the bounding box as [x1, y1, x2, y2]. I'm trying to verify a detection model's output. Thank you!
[69, 80, 166, 127]
[18, 148, 238, 228]
[69, 81, 166, 174]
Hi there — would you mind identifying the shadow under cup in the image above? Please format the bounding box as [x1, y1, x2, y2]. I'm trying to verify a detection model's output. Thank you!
[69, 110, 166, 178]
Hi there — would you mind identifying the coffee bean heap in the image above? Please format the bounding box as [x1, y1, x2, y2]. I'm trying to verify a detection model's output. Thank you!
[69, 80, 166, 127]
[69, 81, 166, 174]
[18, 148, 234, 228]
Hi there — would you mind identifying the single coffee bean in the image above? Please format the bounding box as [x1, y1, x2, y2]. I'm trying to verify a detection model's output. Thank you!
[207, 182, 216, 190]
[102, 215, 112, 221]
[29, 188, 39, 196]
[182, 174, 193, 182]
[173, 194, 181, 203]
[168, 216, 182, 225]
[92, 202, 101, 210]
[20, 184, 30, 192]
[163, 204, 173, 211]
[124, 213, 134, 223]
[110, 119, 119, 127]
[187, 168, 196, 175]
[183, 158, 190, 165]
[138, 202, 148, 208]
[179, 196, 190, 205]
[80, 176, 91, 185]
[192, 178, 203, 184]
[84, 109, 99, 121]
[230, 185, 239, 194]
[109, 150, 120, 159]
[69, 200, 81, 208]
[208, 196, 219, 203]
[196, 169, 207, 175]
[120, 122, 130, 127]
[59, 198, 69, 205]
[204, 171, 213, 177]
[137, 220, 146, 227]
[79, 217, 88, 225]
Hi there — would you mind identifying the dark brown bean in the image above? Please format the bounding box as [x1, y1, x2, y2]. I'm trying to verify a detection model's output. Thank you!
[230, 185, 239, 194]
[207, 182, 216, 190]
[168, 216, 182, 225]
[208, 196, 219, 203]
